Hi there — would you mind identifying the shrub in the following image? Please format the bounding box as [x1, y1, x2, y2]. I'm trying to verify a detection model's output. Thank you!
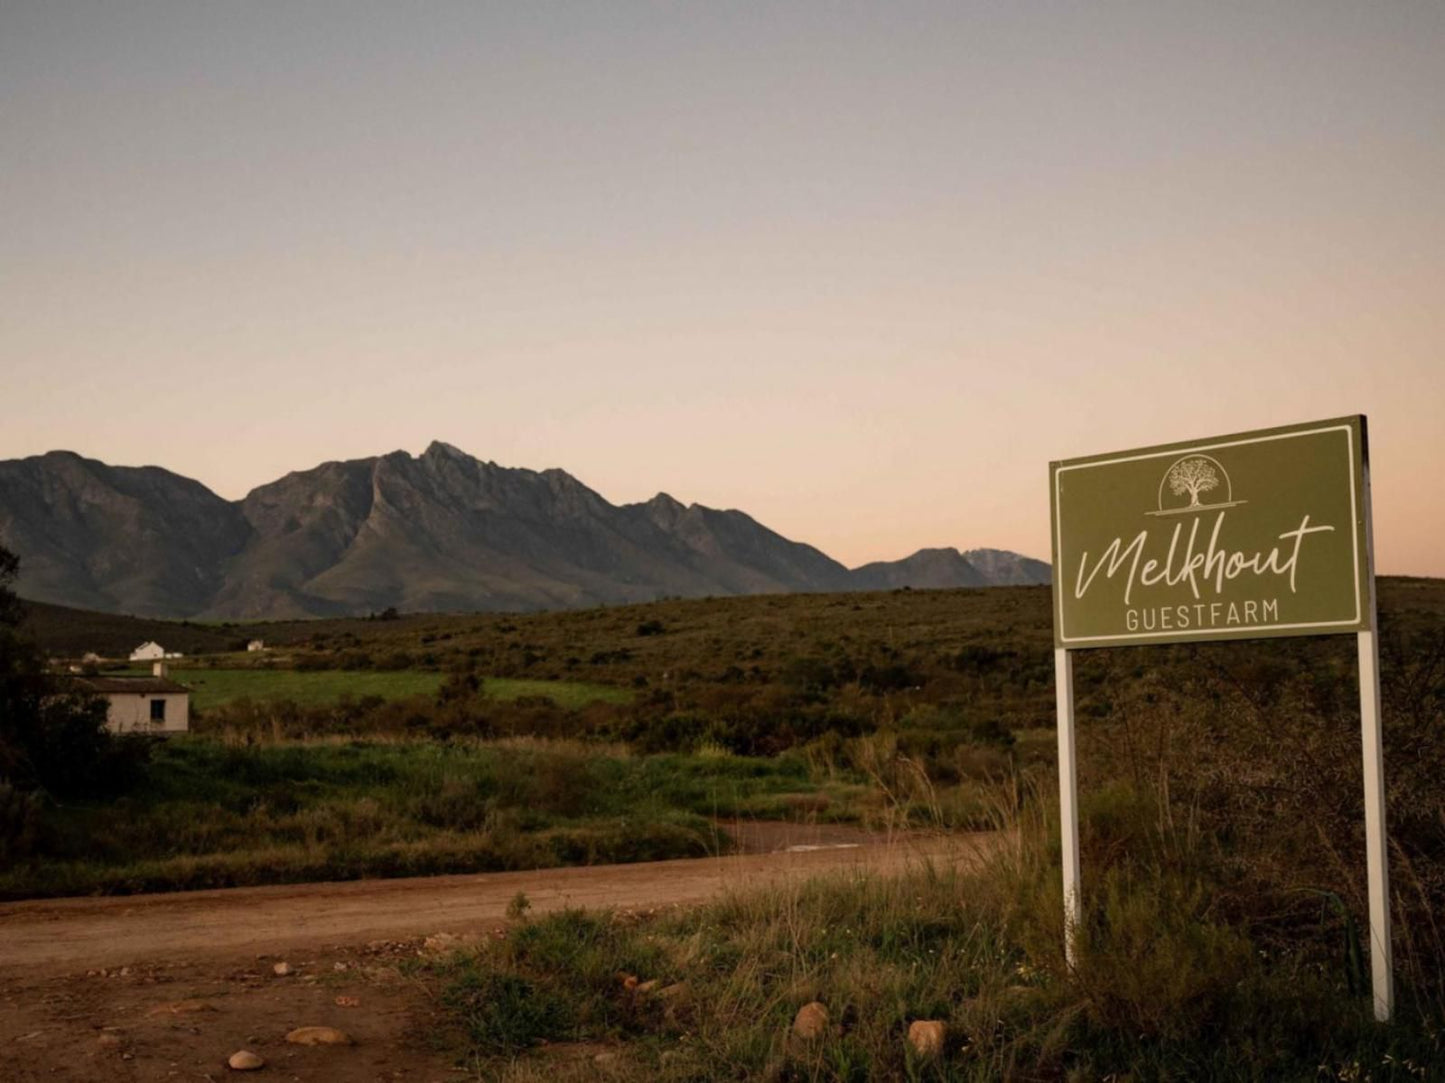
[1, 545, 151, 801]
[442, 970, 572, 1054]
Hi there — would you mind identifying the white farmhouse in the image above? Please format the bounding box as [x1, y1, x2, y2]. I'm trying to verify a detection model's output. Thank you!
[247, 639, 266, 652]
[128, 641, 184, 660]
[75, 665, 190, 735]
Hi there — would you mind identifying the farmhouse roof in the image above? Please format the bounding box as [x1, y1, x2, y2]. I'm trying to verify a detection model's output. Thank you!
[73, 676, 190, 695]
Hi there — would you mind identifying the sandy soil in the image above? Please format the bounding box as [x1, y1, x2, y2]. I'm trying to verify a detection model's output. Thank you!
[0, 828, 987, 1081]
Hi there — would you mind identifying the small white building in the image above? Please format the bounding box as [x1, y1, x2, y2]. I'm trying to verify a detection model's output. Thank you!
[75, 665, 190, 735]
[128, 641, 183, 661]
[247, 639, 266, 652]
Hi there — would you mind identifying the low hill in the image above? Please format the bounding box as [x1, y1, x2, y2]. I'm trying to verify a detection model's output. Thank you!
[20, 600, 248, 658]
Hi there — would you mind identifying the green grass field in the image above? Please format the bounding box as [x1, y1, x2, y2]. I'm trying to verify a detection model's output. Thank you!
[117, 668, 629, 712]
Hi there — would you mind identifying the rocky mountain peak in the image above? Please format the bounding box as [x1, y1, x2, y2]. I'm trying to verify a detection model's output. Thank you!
[648, 492, 685, 512]
[423, 440, 469, 460]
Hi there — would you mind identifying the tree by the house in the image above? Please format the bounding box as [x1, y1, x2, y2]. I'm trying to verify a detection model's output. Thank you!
[1168, 457, 1220, 508]
[0, 544, 147, 804]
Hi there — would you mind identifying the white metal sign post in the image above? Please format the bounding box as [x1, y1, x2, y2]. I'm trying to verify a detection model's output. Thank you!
[1356, 458, 1393, 1021]
[1054, 647, 1082, 967]
[1049, 416, 1392, 1020]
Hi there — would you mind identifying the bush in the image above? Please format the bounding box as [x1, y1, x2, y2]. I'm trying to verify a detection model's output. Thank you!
[441, 969, 574, 1053]
[0, 783, 43, 863]
[1, 545, 150, 801]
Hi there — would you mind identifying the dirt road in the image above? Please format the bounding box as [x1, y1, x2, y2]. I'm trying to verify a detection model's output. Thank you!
[0, 830, 984, 974]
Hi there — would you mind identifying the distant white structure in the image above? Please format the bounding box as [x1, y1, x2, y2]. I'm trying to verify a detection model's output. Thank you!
[75, 662, 189, 735]
[247, 639, 266, 652]
[129, 641, 184, 661]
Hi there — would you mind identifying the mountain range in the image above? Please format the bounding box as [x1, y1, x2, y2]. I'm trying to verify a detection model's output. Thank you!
[0, 443, 1050, 619]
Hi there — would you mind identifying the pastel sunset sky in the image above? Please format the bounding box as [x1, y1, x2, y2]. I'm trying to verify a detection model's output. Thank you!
[3, 3, 1442, 575]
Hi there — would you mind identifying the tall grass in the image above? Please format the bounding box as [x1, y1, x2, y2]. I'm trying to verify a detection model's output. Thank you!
[426, 774, 1445, 1081]
[0, 737, 874, 899]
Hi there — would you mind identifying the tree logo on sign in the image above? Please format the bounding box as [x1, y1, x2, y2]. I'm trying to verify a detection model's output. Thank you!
[1169, 457, 1218, 507]
[1149, 454, 1246, 516]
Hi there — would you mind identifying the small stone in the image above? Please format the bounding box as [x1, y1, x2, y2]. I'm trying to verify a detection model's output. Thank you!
[97, 1033, 122, 1049]
[792, 1001, 829, 1041]
[228, 1050, 265, 1070]
[593, 1051, 622, 1068]
[285, 1026, 353, 1046]
[334, 996, 360, 1007]
[272, 962, 291, 977]
[907, 1020, 947, 1057]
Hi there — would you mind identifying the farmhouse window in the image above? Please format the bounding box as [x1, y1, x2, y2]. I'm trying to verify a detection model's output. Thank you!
[150, 698, 166, 722]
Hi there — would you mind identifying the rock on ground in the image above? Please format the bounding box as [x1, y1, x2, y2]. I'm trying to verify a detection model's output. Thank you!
[228, 1049, 265, 1070]
[907, 1019, 947, 1057]
[792, 1001, 830, 1041]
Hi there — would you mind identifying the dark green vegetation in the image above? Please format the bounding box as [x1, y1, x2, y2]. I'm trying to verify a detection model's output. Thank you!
[156, 669, 625, 713]
[0, 740, 868, 899]
[1, 546, 151, 852]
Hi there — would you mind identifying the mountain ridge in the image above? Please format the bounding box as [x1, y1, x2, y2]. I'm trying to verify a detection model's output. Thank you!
[0, 445, 1050, 618]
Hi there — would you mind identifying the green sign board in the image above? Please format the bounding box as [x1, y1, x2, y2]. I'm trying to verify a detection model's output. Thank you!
[1050, 416, 1372, 648]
